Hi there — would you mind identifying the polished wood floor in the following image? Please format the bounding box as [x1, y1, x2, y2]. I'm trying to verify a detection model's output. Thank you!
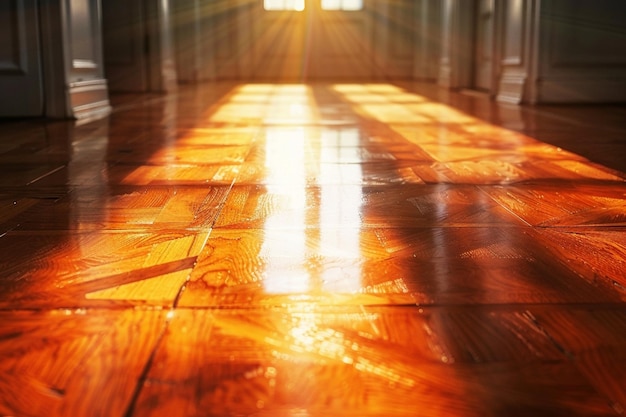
[1, 82, 625, 417]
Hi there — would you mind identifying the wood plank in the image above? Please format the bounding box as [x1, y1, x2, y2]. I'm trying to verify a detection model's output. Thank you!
[484, 183, 626, 226]
[528, 307, 626, 412]
[131, 308, 615, 417]
[0, 309, 167, 417]
[0, 230, 208, 308]
[1, 81, 625, 417]
[2, 186, 229, 231]
[529, 227, 626, 290]
[178, 228, 415, 307]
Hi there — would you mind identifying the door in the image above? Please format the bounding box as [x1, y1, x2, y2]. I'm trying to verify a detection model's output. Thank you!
[254, 0, 372, 80]
[473, 0, 494, 91]
[0, 0, 43, 117]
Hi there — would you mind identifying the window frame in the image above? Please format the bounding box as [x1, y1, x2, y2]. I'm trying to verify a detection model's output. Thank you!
[262, 0, 364, 12]
[262, 0, 305, 11]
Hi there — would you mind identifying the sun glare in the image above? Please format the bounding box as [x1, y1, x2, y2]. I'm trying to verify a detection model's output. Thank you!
[264, 0, 362, 11]
[264, 0, 305, 11]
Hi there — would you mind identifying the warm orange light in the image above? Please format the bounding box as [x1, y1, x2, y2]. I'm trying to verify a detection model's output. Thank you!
[263, 0, 305, 11]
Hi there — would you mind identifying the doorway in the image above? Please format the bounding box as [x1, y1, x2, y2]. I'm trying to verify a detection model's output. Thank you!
[253, 0, 373, 80]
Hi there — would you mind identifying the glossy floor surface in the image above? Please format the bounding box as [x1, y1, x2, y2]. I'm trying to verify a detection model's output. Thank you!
[1, 82, 626, 417]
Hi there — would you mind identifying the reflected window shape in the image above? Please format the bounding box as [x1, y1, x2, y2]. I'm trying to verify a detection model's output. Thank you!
[264, 0, 305, 11]
[321, 0, 363, 10]
[332, 84, 366, 93]
[319, 129, 363, 293]
[261, 128, 309, 294]
[321, 129, 360, 147]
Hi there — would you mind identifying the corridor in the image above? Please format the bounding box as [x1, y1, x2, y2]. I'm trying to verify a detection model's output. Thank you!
[1, 82, 625, 416]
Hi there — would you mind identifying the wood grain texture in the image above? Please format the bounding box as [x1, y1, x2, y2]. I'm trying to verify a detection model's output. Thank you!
[131, 308, 616, 417]
[0, 82, 625, 416]
[529, 227, 626, 289]
[527, 307, 626, 413]
[0, 230, 207, 308]
[0, 309, 167, 417]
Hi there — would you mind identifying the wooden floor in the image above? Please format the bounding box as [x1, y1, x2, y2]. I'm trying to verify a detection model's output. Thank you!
[1, 82, 626, 417]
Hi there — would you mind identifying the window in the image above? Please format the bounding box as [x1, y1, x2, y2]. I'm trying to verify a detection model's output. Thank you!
[321, 0, 363, 10]
[264, 0, 305, 11]
[263, 0, 363, 11]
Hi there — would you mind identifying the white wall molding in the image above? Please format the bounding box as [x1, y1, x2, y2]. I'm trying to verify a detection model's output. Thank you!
[39, 0, 111, 119]
[495, 0, 536, 104]
[497, 71, 527, 104]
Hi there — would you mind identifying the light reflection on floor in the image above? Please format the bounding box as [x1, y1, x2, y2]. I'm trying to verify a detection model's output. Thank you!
[0, 82, 625, 417]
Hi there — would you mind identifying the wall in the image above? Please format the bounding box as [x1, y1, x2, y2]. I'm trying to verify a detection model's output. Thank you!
[102, 0, 176, 92]
[423, 0, 626, 104]
[534, 0, 626, 103]
[173, 0, 202, 82]
[437, 0, 474, 89]
[145, 0, 177, 91]
[413, 0, 442, 82]
[372, 0, 415, 79]
[168, 0, 626, 101]
[102, 0, 149, 91]
[173, 0, 252, 82]
[173, 0, 415, 81]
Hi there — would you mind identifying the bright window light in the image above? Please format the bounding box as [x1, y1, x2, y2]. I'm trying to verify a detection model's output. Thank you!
[264, 0, 305, 11]
[321, 0, 363, 10]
